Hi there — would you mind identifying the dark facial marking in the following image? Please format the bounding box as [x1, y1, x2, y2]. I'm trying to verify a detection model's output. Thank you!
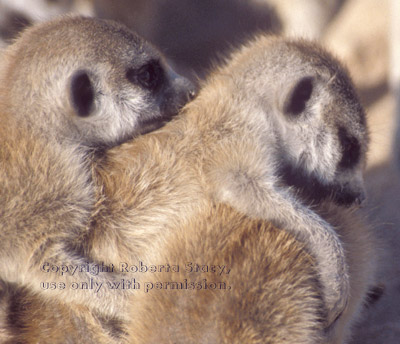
[126, 60, 164, 92]
[283, 76, 313, 116]
[338, 126, 361, 170]
[136, 75, 196, 136]
[70, 70, 95, 117]
[278, 159, 361, 207]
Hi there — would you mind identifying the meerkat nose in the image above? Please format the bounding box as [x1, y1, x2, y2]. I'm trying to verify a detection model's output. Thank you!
[181, 78, 197, 101]
[355, 190, 366, 206]
[188, 86, 197, 100]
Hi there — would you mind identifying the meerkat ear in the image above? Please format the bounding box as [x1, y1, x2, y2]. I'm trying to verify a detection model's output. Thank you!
[70, 70, 95, 117]
[281, 76, 314, 117]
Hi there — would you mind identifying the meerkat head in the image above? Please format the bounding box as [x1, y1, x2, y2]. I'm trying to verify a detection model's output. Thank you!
[227, 37, 369, 207]
[0, 16, 195, 148]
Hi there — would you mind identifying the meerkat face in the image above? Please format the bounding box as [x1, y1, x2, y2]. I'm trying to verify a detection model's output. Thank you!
[275, 67, 368, 207]
[232, 38, 369, 207]
[0, 16, 195, 148]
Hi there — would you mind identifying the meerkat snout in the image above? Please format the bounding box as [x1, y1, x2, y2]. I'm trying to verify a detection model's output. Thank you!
[158, 66, 197, 119]
[134, 64, 197, 135]
[0, 16, 196, 149]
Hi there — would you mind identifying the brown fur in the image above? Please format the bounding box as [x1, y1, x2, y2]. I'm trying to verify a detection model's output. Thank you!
[89, 35, 372, 327]
[0, 29, 374, 342]
[89, 36, 374, 342]
[89, 35, 373, 340]
[0, 15, 194, 321]
[0, 201, 375, 343]
[91, 135, 376, 341]
[127, 203, 326, 343]
[0, 281, 123, 344]
[126, 202, 376, 344]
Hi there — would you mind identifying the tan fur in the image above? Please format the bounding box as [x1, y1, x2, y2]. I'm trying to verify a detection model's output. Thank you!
[89, 35, 370, 326]
[126, 202, 376, 344]
[0, 15, 194, 320]
[0, 25, 373, 342]
[91, 146, 375, 342]
[0, 202, 375, 343]
[318, 202, 377, 343]
[127, 203, 326, 344]
[0, 281, 123, 344]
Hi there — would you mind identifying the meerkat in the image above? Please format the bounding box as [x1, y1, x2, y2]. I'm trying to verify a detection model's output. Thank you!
[91, 35, 368, 322]
[0, 15, 195, 319]
[1, 35, 372, 342]
[86, 35, 369, 328]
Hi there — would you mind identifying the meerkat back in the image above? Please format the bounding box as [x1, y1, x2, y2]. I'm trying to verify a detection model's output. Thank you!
[87, 34, 371, 327]
[86, 36, 373, 342]
[126, 203, 326, 344]
[0, 202, 375, 344]
[0, 205, 327, 344]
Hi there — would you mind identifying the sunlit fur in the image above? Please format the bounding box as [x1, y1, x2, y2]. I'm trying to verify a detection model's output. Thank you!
[126, 203, 376, 344]
[87, 35, 370, 334]
[0, 15, 193, 321]
[0, 201, 376, 343]
[0, 33, 374, 343]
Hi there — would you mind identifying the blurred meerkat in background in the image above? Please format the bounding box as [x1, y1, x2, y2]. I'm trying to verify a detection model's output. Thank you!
[263, 0, 346, 39]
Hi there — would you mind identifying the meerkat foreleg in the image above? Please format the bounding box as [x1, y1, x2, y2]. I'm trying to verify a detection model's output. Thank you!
[213, 170, 349, 325]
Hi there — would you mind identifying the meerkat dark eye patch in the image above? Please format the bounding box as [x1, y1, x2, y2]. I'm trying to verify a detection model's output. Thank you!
[338, 126, 361, 169]
[126, 60, 164, 91]
[70, 70, 94, 117]
[283, 76, 314, 116]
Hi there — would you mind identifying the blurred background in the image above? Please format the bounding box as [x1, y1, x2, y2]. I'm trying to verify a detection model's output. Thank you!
[0, 0, 399, 342]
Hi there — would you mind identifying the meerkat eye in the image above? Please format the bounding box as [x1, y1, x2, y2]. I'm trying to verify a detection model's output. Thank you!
[283, 76, 314, 116]
[70, 70, 95, 117]
[126, 61, 163, 91]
